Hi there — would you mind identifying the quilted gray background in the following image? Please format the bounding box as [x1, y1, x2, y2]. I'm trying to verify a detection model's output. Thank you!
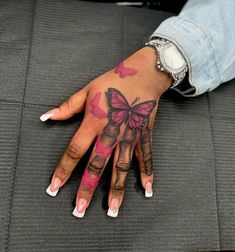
[0, 0, 234, 251]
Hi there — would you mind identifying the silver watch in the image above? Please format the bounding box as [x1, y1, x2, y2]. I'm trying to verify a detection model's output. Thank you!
[145, 37, 188, 88]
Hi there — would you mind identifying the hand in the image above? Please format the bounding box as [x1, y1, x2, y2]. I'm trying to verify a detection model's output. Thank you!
[41, 47, 172, 218]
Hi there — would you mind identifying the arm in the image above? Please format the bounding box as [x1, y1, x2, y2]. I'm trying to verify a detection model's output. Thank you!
[151, 0, 235, 96]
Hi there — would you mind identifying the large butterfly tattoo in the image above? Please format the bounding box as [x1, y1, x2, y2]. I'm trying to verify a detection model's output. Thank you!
[106, 88, 156, 131]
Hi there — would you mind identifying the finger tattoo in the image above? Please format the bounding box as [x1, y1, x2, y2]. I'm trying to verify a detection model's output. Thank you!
[115, 126, 137, 191]
[81, 118, 120, 189]
[136, 126, 153, 176]
[87, 155, 106, 176]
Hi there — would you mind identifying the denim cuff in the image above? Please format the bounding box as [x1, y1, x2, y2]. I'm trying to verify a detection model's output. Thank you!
[151, 16, 221, 97]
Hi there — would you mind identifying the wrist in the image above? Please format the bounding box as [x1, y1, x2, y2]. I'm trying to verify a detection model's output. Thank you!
[130, 47, 173, 95]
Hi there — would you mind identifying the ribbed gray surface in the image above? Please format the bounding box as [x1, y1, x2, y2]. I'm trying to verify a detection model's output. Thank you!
[0, 0, 235, 251]
[122, 8, 171, 57]
[24, 0, 123, 106]
[209, 77, 235, 250]
[208, 77, 235, 250]
[209, 78, 235, 119]
[0, 103, 21, 252]
[0, 0, 34, 102]
[210, 117, 235, 250]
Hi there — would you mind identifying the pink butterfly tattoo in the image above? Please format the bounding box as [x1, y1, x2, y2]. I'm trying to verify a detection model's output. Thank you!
[114, 62, 138, 78]
[90, 92, 107, 119]
[106, 88, 156, 131]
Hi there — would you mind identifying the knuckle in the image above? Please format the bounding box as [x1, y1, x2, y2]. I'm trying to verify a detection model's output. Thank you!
[111, 186, 125, 197]
[116, 163, 130, 172]
[57, 164, 71, 177]
[66, 144, 82, 160]
[83, 115, 101, 130]
[88, 156, 105, 176]
[145, 170, 153, 176]
[60, 99, 72, 110]
[80, 184, 93, 196]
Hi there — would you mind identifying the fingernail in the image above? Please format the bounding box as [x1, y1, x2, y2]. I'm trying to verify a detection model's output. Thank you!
[73, 198, 87, 218]
[107, 198, 119, 218]
[46, 177, 61, 197]
[145, 181, 153, 198]
[72, 207, 85, 218]
[40, 108, 59, 122]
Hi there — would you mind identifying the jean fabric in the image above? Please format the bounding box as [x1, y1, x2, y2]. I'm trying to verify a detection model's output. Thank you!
[151, 0, 235, 96]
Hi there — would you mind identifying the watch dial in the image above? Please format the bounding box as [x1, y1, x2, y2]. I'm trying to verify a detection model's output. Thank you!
[161, 44, 186, 73]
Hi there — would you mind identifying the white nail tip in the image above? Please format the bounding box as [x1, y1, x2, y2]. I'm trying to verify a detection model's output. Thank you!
[46, 185, 59, 197]
[107, 208, 119, 218]
[145, 190, 153, 198]
[72, 207, 85, 218]
[40, 113, 54, 122]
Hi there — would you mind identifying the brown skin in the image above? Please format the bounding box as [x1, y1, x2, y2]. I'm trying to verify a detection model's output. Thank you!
[44, 46, 172, 217]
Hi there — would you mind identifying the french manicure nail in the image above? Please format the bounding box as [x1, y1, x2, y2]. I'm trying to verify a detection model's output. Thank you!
[46, 177, 61, 197]
[78, 198, 87, 212]
[73, 198, 87, 218]
[107, 198, 119, 218]
[145, 181, 153, 198]
[40, 108, 59, 122]
[72, 207, 85, 218]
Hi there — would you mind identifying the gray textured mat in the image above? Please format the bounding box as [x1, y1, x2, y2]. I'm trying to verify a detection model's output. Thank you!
[0, 0, 34, 102]
[0, 103, 21, 252]
[211, 116, 235, 249]
[0, 0, 234, 251]
[208, 78, 235, 250]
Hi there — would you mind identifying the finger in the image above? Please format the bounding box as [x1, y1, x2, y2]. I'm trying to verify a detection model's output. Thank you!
[46, 117, 97, 197]
[107, 126, 137, 218]
[73, 123, 120, 218]
[40, 88, 88, 121]
[135, 125, 154, 198]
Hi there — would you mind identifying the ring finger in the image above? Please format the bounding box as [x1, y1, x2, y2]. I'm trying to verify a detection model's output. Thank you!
[107, 125, 137, 217]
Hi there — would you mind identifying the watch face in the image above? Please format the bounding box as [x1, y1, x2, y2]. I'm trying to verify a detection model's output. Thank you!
[160, 43, 186, 73]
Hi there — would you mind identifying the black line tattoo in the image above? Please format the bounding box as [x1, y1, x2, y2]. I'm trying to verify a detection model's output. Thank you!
[87, 155, 106, 176]
[135, 125, 153, 176]
[114, 126, 137, 192]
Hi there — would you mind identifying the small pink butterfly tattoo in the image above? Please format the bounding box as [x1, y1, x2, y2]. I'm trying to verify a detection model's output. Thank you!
[114, 62, 138, 78]
[90, 92, 107, 119]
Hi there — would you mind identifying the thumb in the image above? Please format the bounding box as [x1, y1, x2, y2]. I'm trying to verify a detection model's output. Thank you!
[40, 88, 87, 121]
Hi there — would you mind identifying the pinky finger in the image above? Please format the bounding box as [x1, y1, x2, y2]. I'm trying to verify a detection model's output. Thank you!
[135, 126, 153, 198]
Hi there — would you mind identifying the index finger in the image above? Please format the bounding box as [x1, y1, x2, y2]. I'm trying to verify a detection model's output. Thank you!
[46, 118, 97, 196]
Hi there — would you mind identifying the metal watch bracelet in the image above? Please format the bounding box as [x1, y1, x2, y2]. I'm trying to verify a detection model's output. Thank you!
[145, 38, 188, 88]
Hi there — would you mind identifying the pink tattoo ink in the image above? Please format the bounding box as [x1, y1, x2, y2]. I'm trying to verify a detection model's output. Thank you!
[90, 92, 107, 119]
[114, 62, 138, 78]
[81, 169, 100, 189]
[107, 88, 156, 131]
[95, 138, 113, 158]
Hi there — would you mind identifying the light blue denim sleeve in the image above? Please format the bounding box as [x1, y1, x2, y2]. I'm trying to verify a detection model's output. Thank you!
[151, 0, 235, 97]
